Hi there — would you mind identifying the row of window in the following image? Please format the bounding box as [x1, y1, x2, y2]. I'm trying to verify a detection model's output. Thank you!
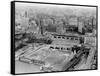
[49, 46, 71, 50]
[53, 36, 79, 40]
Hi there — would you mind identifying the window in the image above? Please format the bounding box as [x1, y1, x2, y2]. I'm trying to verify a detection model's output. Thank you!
[63, 48, 66, 50]
[55, 47, 59, 49]
[62, 37, 65, 39]
[50, 47, 54, 49]
[71, 37, 74, 40]
[67, 48, 70, 50]
[54, 36, 56, 38]
[66, 37, 69, 39]
[75, 38, 78, 40]
[61, 47, 63, 50]
[58, 36, 61, 38]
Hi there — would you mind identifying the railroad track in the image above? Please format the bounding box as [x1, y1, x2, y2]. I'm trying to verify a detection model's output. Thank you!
[62, 46, 90, 71]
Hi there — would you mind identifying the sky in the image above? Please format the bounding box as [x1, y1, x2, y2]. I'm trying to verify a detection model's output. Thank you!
[15, 2, 96, 17]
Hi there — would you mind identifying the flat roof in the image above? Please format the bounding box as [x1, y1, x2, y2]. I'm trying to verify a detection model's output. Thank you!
[51, 34, 79, 38]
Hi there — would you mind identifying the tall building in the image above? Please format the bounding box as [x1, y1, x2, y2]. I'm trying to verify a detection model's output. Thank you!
[78, 21, 84, 33]
[69, 16, 78, 26]
[77, 17, 84, 33]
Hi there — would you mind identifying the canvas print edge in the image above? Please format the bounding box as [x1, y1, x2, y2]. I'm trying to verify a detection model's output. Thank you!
[11, 1, 98, 75]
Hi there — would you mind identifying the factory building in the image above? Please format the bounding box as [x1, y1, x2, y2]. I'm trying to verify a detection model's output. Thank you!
[49, 44, 72, 51]
[50, 34, 81, 45]
[48, 44, 81, 54]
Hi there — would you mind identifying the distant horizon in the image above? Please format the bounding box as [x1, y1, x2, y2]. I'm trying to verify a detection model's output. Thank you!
[15, 2, 96, 17]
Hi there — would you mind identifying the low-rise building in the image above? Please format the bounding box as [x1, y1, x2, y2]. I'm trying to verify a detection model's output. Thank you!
[51, 34, 81, 45]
